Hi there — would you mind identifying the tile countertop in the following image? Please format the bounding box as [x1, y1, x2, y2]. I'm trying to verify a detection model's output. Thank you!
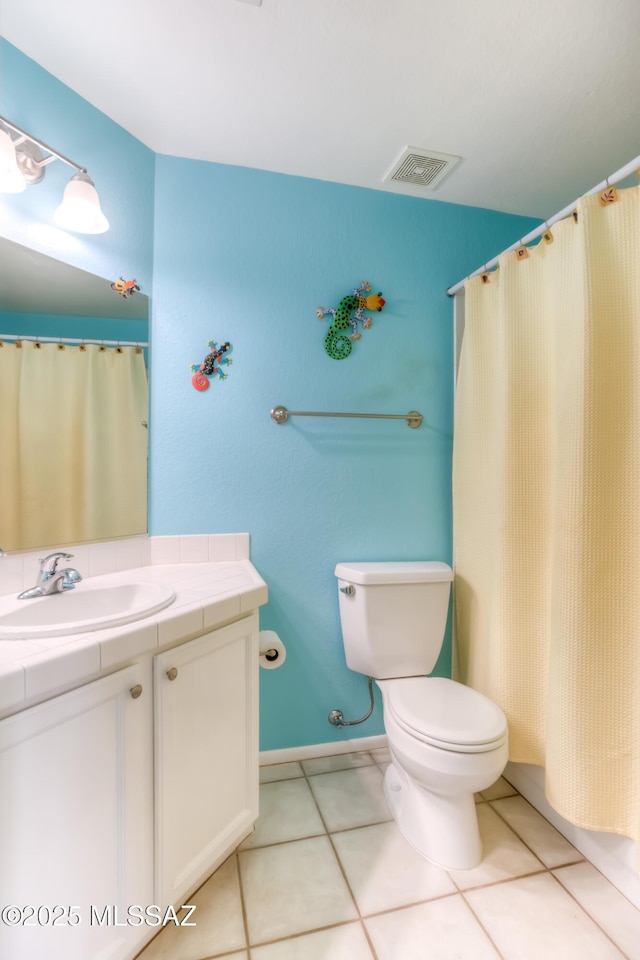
[0, 561, 268, 719]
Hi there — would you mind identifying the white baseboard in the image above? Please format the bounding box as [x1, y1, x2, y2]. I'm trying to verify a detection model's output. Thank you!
[260, 734, 388, 767]
[505, 761, 640, 909]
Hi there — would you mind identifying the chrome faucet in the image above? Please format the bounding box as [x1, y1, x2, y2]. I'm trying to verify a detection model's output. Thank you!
[17, 552, 83, 600]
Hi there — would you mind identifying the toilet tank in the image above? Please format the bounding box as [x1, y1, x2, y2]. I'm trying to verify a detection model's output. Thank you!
[334, 561, 453, 679]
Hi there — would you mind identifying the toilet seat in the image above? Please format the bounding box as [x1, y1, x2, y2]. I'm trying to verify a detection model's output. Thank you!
[381, 677, 507, 754]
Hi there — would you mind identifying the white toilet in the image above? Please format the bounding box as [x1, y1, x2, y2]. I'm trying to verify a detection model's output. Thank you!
[335, 560, 508, 870]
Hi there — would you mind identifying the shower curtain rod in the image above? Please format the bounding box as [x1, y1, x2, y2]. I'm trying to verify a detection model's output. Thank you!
[0, 334, 149, 347]
[446, 152, 640, 297]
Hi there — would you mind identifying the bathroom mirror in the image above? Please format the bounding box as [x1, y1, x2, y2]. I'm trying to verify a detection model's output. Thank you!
[0, 238, 149, 553]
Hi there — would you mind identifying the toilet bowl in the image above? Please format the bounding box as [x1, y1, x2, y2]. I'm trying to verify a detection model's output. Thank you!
[335, 560, 509, 870]
[377, 676, 508, 869]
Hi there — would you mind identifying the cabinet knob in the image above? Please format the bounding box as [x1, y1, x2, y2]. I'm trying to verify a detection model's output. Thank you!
[166, 667, 178, 682]
[130, 684, 143, 699]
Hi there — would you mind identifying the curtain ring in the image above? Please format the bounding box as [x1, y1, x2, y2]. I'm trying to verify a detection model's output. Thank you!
[541, 220, 555, 244]
[599, 175, 618, 206]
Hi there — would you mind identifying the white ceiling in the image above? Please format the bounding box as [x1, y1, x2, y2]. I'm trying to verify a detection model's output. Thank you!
[1, 0, 640, 219]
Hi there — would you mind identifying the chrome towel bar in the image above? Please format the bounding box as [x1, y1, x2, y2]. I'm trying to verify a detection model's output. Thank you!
[270, 405, 423, 429]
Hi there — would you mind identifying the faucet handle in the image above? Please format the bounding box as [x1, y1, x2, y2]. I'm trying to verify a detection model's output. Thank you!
[62, 568, 82, 585]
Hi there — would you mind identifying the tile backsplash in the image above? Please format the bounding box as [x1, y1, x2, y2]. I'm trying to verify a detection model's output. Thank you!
[0, 534, 251, 598]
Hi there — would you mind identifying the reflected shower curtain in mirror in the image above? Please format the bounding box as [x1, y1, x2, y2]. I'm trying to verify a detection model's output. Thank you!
[453, 187, 640, 851]
[0, 342, 148, 551]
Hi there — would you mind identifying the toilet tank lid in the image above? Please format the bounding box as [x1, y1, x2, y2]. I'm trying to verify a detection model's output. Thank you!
[334, 561, 453, 585]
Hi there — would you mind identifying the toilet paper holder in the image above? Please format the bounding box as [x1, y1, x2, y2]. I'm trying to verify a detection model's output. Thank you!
[258, 630, 287, 669]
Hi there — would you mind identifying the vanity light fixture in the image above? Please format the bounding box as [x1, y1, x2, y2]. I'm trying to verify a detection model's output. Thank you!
[0, 113, 109, 234]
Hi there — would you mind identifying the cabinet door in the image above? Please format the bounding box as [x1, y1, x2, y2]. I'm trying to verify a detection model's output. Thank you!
[154, 614, 259, 905]
[0, 662, 153, 960]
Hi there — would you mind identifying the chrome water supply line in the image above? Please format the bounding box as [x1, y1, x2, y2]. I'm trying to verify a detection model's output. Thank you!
[328, 676, 375, 728]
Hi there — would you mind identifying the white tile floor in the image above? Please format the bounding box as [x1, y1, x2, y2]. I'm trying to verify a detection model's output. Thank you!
[137, 748, 640, 960]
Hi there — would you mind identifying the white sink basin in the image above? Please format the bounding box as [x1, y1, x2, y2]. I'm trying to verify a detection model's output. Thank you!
[0, 581, 176, 639]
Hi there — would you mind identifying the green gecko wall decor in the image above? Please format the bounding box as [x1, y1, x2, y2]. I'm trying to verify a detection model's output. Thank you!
[316, 281, 386, 359]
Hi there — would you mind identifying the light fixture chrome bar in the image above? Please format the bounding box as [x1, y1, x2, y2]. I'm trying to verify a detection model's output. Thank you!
[270, 405, 423, 428]
[0, 113, 85, 173]
[0, 113, 109, 232]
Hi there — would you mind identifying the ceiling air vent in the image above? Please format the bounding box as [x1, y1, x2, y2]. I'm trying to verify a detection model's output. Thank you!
[384, 146, 461, 190]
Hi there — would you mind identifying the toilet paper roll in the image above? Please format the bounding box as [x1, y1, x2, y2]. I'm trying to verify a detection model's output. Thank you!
[258, 630, 287, 670]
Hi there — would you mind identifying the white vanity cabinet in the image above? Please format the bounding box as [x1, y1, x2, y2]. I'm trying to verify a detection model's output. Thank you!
[0, 557, 266, 960]
[0, 662, 154, 960]
[154, 614, 259, 906]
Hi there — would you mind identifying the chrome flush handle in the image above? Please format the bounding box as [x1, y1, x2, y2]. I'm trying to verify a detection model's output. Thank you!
[340, 585, 356, 596]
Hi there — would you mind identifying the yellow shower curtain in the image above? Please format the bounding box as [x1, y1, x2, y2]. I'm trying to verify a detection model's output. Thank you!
[0, 342, 148, 552]
[453, 186, 640, 846]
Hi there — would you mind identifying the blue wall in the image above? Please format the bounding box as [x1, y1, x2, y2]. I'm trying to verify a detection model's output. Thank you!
[151, 157, 539, 750]
[2, 40, 541, 752]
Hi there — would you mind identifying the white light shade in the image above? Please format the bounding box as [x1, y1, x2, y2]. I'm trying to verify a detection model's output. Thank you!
[54, 172, 109, 234]
[0, 128, 27, 193]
